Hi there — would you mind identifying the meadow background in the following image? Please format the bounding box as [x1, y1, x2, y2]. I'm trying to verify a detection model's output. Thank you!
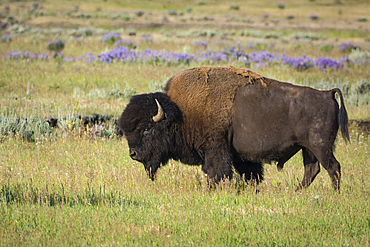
[0, 0, 369, 245]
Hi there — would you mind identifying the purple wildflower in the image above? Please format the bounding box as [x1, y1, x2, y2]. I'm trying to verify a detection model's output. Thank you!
[282, 54, 314, 71]
[338, 42, 359, 52]
[194, 40, 208, 48]
[247, 43, 255, 48]
[101, 33, 122, 44]
[115, 39, 136, 49]
[5, 50, 48, 61]
[139, 37, 153, 43]
[314, 57, 344, 71]
[1, 34, 12, 42]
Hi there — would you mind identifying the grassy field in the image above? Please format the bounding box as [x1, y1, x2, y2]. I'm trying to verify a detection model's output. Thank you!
[1, 0, 370, 246]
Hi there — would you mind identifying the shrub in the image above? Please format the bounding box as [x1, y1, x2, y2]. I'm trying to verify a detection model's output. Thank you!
[196, 1, 205, 5]
[127, 29, 136, 36]
[0, 114, 52, 142]
[185, 6, 193, 13]
[348, 80, 370, 106]
[6, 15, 15, 23]
[45, 9, 57, 16]
[348, 48, 370, 61]
[319, 43, 333, 52]
[120, 12, 130, 21]
[355, 80, 370, 95]
[84, 28, 93, 36]
[357, 17, 367, 22]
[32, 2, 39, 9]
[309, 14, 318, 20]
[85, 84, 136, 100]
[229, 5, 239, 10]
[47, 39, 65, 52]
[290, 32, 327, 41]
[277, 3, 285, 9]
[167, 9, 177, 16]
[227, 16, 240, 22]
[242, 19, 254, 23]
[135, 10, 145, 17]
[286, 15, 294, 20]
[149, 75, 170, 92]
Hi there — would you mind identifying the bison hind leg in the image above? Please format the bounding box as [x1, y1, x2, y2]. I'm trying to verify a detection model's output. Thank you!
[296, 147, 321, 191]
[233, 160, 264, 184]
[309, 148, 341, 191]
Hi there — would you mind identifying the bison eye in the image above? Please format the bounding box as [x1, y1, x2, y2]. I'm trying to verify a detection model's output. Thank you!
[143, 128, 152, 136]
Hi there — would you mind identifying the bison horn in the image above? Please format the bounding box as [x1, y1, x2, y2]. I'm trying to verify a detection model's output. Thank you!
[153, 99, 165, 122]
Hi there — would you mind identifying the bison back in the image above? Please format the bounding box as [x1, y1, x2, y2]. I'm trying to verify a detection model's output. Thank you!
[231, 79, 340, 162]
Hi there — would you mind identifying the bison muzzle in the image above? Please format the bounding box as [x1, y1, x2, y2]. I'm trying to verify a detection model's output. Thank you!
[118, 66, 349, 190]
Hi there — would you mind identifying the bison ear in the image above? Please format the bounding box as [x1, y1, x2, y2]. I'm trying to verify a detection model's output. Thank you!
[153, 99, 165, 122]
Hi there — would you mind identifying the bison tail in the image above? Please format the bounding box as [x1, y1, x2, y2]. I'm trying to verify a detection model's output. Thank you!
[332, 88, 350, 144]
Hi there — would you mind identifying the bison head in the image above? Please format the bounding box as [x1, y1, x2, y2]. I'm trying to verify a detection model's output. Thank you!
[118, 92, 182, 180]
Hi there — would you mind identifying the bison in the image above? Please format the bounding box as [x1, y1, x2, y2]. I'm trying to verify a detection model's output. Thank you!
[118, 66, 349, 190]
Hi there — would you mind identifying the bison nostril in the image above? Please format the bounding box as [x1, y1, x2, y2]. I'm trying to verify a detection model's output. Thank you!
[129, 149, 138, 159]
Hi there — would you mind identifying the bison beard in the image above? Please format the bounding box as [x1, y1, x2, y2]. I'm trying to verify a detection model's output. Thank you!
[118, 66, 349, 191]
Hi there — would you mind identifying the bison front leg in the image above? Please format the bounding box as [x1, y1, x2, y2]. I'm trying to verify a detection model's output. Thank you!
[233, 160, 264, 184]
[202, 149, 233, 184]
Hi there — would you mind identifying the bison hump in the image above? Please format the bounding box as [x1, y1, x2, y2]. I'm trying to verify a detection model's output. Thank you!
[228, 66, 266, 87]
[165, 66, 268, 144]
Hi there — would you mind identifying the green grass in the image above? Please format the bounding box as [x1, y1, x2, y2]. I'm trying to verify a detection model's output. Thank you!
[1, 0, 370, 245]
[0, 135, 369, 246]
